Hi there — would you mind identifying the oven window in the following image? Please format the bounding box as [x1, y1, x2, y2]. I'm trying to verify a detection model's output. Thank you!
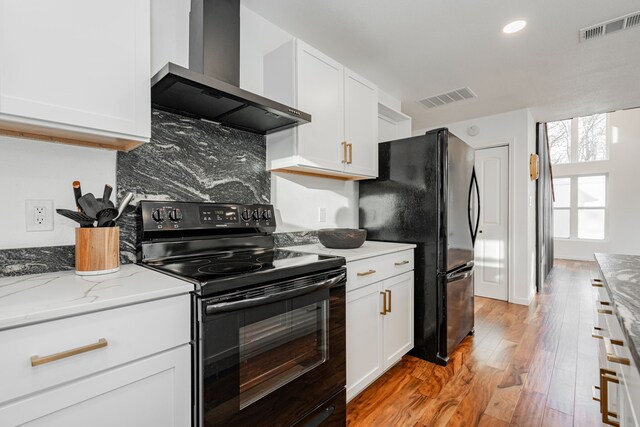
[239, 300, 328, 409]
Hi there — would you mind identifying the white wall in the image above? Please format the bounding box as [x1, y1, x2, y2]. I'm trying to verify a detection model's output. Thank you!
[0, 136, 116, 249]
[554, 108, 640, 260]
[150, 0, 190, 75]
[415, 109, 537, 305]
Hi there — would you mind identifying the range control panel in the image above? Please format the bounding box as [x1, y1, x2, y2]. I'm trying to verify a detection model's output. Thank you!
[138, 201, 276, 232]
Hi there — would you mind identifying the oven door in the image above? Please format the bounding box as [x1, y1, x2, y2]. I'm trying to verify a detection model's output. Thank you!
[197, 269, 346, 427]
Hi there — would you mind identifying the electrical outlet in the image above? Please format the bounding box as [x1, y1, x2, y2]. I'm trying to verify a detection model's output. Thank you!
[318, 207, 327, 223]
[26, 200, 54, 232]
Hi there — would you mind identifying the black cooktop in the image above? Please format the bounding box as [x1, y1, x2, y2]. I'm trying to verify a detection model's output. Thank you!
[144, 248, 345, 296]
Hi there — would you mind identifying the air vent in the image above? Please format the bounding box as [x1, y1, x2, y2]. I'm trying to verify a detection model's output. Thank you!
[419, 87, 477, 109]
[580, 11, 640, 42]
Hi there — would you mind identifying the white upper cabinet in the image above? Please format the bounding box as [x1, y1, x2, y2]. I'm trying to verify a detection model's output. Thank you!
[264, 39, 378, 180]
[0, 0, 151, 150]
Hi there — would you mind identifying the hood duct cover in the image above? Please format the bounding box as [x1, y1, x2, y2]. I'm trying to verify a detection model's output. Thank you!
[151, 0, 310, 135]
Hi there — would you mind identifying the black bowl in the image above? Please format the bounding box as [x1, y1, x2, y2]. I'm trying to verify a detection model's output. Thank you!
[318, 228, 367, 249]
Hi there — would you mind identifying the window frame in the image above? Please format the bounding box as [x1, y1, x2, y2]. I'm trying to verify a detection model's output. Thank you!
[553, 173, 608, 242]
[549, 114, 610, 165]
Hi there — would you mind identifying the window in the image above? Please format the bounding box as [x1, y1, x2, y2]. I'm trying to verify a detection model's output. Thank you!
[548, 113, 608, 164]
[553, 175, 607, 240]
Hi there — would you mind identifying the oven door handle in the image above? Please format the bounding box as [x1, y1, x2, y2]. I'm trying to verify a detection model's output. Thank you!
[205, 272, 346, 315]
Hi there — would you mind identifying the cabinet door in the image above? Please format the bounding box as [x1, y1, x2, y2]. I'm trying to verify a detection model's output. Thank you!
[0, 0, 150, 139]
[0, 346, 191, 427]
[346, 282, 384, 401]
[383, 272, 414, 369]
[344, 68, 378, 177]
[296, 41, 345, 171]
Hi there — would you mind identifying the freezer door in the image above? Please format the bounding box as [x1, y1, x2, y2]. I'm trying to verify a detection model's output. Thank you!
[445, 133, 476, 272]
[445, 267, 475, 355]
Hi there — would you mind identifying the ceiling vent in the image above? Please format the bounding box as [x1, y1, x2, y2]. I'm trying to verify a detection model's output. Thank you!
[580, 11, 640, 42]
[419, 87, 477, 109]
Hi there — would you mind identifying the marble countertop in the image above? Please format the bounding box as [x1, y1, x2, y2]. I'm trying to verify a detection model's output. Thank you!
[283, 241, 417, 262]
[594, 253, 640, 369]
[0, 264, 193, 331]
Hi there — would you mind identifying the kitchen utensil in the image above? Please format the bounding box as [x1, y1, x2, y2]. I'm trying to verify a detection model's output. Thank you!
[97, 198, 116, 209]
[73, 181, 82, 211]
[101, 184, 113, 209]
[96, 207, 118, 227]
[112, 192, 134, 224]
[77, 193, 101, 218]
[318, 228, 367, 249]
[56, 209, 95, 228]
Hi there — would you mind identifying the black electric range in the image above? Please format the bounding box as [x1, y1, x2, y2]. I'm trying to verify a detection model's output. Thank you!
[136, 201, 347, 427]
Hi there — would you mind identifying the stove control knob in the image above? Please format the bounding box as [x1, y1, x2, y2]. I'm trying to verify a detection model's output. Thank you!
[152, 208, 166, 222]
[241, 209, 251, 221]
[169, 208, 182, 222]
[252, 210, 261, 221]
[262, 210, 272, 220]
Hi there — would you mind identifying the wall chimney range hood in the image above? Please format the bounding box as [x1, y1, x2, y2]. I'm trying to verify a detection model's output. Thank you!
[151, 0, 310, 135]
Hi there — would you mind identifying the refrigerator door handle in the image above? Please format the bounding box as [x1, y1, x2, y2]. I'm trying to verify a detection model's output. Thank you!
[468, 167, 480, 246]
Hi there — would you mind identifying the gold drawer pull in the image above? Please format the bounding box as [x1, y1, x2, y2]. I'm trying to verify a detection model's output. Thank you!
[598, 300, 611, 306]
[347, 143, 353, 164]
[592, 281, 604, 288]
[380, 292, 387, 315]
[592, 385, 601, 402]
[394, 260, 410, 266]
[31, 338, 108, 367]
[341, 141, 348, 164]
[600, 368, 620, 426]
[598, 308, 614, 315]
[385, 289, 392, 313]
[592, 326, 606, 339]
[357, 269, 376, 276]
[603, 337, 630, 366]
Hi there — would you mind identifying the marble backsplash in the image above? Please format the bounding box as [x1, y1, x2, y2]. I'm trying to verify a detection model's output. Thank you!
[0, 109, 317, 277]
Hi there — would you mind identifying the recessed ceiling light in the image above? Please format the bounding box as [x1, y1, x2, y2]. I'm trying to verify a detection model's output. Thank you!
[503, 20, 527, 34]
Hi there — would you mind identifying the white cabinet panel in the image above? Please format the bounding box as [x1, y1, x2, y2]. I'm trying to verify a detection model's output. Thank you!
[382, 272, 414, 369]
[346, 282, 384, 401]
[0, 346, 191, 427]
[344, 69, 378, 177]
[0, 0, 150, 148]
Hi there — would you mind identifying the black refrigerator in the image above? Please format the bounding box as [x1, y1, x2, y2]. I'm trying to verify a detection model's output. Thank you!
[359, 128, 479, 366]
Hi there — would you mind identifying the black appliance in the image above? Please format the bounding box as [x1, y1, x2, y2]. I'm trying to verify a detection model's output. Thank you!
[359, 128, 479, 366]
[136, 201, 346, 426]
[151, 0, 311, 135]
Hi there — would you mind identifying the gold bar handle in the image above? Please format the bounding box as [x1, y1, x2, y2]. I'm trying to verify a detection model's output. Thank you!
[394, 260, 410, 266]
[341, 141, 348, 163]
[31, 338, 108, 367]
[385, 289, 392, 313]
[598, 308, 614, 315]
[592, 385, 601, 402]
[357, 269, 376, 276]
[598, 300, 611, 306]
[592, 326, 606, 339]
[603, 337, 630, 365]
[380, 292, 387, 315]
[600, 368, 620, 426]
[592, 279, 604, 288]
[347, 143, 353, 164]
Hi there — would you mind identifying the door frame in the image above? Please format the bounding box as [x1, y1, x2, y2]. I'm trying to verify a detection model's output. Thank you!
[474, 142, 513, 303]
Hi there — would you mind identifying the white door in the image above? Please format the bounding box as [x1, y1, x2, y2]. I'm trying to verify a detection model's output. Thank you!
[346, 282, 384, 401]
[296, 41, 345, 171]
[474, 146, 509, 300]
[382, 272, 414, 369]
[344, 68, 378, 177]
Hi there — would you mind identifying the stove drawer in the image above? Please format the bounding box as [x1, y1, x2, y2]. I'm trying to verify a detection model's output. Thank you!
[347, 250, 414, 292]
[0, 294, 190, 404]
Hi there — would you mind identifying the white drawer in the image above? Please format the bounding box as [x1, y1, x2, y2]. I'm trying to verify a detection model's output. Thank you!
[346, 249, 414, 292]
[0, 294, 190, 403]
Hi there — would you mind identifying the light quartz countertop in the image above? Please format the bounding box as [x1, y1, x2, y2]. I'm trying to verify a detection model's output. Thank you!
[282, 241, 416, 262]
[0, 264, 193, 331]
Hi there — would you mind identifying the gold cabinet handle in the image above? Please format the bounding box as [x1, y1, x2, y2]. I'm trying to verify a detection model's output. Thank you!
[600, 368, 620, 426]
[341, 141, 348, 163]
[380, 291, 387, 315]
[603, 337, 630, 365]
[598, 300, 611, 306]
[31, 338, 108, 367]
[592, 279, 604, 288]
[394, 260, 410, 266]
[357, 269, 376, 276]
[385, 289, 392, 313]
[347, 143, 353, 164]
[592, 326, 606, 339]
[593, 385, 601, 402]
[598, 308, 614, 315]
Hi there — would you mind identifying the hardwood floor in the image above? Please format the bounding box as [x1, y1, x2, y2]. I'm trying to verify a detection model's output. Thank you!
[346, 259, 602, 427]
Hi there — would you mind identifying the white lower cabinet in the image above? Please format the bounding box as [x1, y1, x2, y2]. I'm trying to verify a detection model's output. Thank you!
[0, 346, 190, 427]
[0, 295, 191, 427]
[346, 258, 414, 401]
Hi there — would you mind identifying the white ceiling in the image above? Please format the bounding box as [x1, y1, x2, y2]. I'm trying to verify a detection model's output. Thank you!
[242, 0, 640, 130]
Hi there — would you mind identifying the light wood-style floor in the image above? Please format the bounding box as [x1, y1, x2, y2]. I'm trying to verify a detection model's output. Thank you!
[346, 259, 602, 426]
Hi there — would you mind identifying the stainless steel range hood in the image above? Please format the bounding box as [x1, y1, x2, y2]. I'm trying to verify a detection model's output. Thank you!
[151, 0, 310, 135]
